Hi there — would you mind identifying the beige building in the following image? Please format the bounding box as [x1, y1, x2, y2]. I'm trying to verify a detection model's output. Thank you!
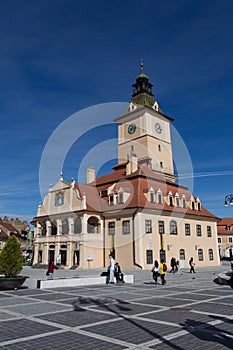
[32, 64, 220, 269]
[217, 217, 233, 259]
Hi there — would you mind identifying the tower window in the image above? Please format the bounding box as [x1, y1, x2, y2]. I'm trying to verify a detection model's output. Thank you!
[160, 162, 163, 169]
[158, 145, 161, 152]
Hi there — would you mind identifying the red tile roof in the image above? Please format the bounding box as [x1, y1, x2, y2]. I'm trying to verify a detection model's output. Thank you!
[76, 163, 219, 220]
[217, 217, 233, 235]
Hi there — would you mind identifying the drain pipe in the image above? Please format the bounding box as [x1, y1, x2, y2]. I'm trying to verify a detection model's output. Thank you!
[132, 209, 142, 269]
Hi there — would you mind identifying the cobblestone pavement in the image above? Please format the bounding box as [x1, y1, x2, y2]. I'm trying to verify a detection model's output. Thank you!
[0, 265, 232, 349]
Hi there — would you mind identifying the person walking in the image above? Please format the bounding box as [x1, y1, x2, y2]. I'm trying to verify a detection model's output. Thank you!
[159, 259, 167, 285]
[170, 257, 176, 273]
[47, 261, 58, 279]
[189, 257, 196, 273]
[108, 254, 115, 284]
[151, 260, 159, 284]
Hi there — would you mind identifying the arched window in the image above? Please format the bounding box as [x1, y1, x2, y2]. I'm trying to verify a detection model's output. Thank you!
[208, 248, 214, 261]
[62, 219, 69, 235]
[74, 217, 82, 234]
[87, 216, 99, 233]
[179, 249, 185, 260]
[170, 220, 178, 235]
[51, 221, 57, 236]
[198, 248, 204, 261]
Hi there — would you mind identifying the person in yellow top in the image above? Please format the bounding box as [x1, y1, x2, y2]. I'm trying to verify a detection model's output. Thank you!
[159, 259, 167, 285]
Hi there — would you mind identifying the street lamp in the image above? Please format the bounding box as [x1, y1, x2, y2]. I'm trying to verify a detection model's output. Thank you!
[224, 194, 233, 207]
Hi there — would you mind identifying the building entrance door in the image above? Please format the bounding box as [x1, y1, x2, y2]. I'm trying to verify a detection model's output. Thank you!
[48, 250, 55, 263]
[60, 250, 67, 265]
[73, 250, 80, 265]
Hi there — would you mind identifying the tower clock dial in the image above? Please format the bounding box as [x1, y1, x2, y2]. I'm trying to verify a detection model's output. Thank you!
[128, 123, 136, 135]
[155, 122, 162, 134]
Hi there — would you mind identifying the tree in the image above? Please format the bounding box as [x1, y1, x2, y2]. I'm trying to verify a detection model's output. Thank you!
[0, 235, 23, 278]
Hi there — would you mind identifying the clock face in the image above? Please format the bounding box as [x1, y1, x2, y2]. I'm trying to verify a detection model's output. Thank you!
[155, 122, 162, 134]
[128, 123, 136, 135]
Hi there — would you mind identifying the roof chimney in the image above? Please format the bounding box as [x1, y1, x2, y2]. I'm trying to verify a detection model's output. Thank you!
[86, 166, 95, 184]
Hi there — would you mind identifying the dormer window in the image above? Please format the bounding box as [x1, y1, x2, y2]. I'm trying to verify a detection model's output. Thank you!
[109, 195, 114, 205]
[182, 196, 186, 208]
[118, 192, 124, 204]
[149, 187, 155, 203]
[197, 202, 201, 211]
[175, 193, 179, 207]
[100, 189, 108, 197]
[157, 189, 163, 205]
[169, 195, 173, 206]
[192, 201, 195, 210]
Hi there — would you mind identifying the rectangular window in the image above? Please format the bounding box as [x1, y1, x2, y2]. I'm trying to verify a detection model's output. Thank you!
[122, 220, 130, 234]
[218, 237, 222, 244]
[145, 219, 152, 233]
[185, 223, 191, 236]
[207, 226, 212, 237]
[146, 250, 153, 264]
[108, 222, 115, 235]
[158, 221, 165, 234]
[229, 237, 233, 244]
[196, 224, 202, 236]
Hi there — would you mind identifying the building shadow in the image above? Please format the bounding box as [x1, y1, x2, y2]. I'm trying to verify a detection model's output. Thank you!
[182, 318, 233, 348]
[73, 296, 184, 349]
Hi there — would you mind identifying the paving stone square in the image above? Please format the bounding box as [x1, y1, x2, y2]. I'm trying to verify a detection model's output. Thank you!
[84, 318, 178, 345]
[0, 331, 127, 350]
[0, 318, 59, 342]
[37, 309, 118, 327]
[0, 265, 232, 349]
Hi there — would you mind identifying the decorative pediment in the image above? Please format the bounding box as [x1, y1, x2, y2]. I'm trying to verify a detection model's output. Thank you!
[49, 180, 70, 193]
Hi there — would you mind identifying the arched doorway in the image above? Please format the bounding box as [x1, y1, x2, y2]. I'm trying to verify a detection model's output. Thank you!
[60, 244, 67, 265]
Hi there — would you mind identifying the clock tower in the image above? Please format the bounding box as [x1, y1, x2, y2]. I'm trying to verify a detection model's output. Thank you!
[115, 62, 176, 181]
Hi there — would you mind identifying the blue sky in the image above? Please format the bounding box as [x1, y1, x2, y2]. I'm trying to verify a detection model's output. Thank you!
[0, 0, 232, 222]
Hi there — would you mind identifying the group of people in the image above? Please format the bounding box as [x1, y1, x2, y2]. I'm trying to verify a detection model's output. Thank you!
[151, 257, 196, 285]
[151, 259, 167, 285]
[107, 254, 125, 284]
